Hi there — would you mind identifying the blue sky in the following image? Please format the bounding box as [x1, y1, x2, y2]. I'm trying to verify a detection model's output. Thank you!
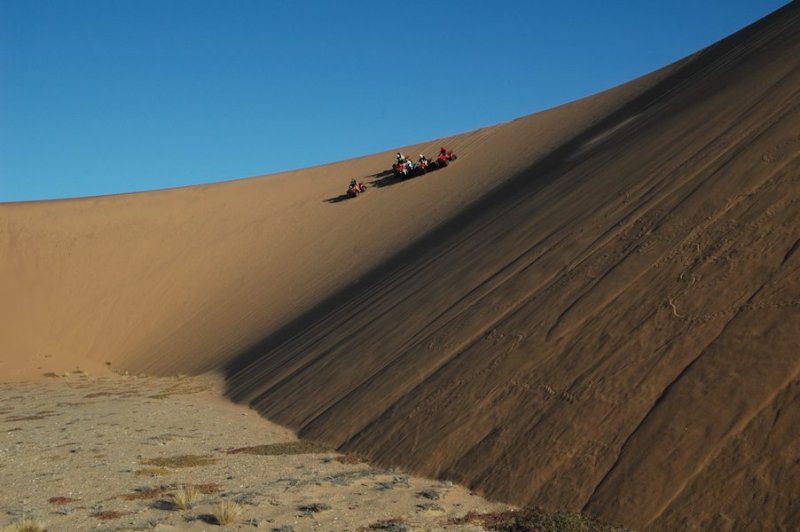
[0, 1, 789, 202]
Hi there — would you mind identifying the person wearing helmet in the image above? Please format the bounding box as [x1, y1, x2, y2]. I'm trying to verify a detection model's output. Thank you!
[348, 178, 366, 195]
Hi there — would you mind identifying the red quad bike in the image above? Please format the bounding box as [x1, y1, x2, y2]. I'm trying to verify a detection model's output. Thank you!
[392, 162, 409, 179]
[347, 182, 368, 198]
[428, 149, 457, 170]
[408, 162, 426, 178]
[436, 150, 457, 168]
[393, 160, 429, 179]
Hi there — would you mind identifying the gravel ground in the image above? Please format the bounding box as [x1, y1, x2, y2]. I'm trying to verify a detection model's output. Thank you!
[0, 373, 510, 531]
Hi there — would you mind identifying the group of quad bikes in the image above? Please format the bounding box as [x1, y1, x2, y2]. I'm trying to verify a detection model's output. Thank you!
[347, 146, 458, 198]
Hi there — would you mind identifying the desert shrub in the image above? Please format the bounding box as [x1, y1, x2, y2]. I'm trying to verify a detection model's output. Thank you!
[5, 517, 46, 532]
[172, 485, 201, 510]
[211, 501, 242, 525]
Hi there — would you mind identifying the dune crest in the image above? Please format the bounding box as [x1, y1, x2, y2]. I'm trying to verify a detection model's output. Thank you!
[3, 3, 800, 530]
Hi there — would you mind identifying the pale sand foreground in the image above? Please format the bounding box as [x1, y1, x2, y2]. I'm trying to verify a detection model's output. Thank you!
[0, 374, 507, 531]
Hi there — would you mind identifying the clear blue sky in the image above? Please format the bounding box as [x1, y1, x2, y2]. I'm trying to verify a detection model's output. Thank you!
[0, 1, 789, 202]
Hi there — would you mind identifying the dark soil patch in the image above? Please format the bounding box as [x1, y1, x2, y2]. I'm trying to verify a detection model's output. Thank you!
[48, 496, 81, 504]
[140, 454, 218, 467]
[227, 441, 330, 456]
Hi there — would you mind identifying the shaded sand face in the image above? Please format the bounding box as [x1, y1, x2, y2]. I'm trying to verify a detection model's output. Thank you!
[0, 374, 510, 531]
[222, 6, 800, 531]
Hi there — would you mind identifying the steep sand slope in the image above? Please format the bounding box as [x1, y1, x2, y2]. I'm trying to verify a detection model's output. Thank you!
[0, 61, 670, 381]
[224, 4, 800, 531]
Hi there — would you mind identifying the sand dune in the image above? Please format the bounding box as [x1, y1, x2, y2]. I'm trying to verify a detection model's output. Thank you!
[0, 52, 673, 380]
[3, 2, 799, 530]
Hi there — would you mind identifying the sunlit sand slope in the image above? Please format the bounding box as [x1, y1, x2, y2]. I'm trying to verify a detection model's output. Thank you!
[0, 57, 669, 381]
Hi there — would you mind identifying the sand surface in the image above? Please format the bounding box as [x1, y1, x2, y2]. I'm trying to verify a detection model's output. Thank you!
[2, 3, 800, 531]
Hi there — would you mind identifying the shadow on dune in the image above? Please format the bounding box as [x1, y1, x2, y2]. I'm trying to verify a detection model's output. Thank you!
[370, 169, 394, 180]
[367, 174, 400, 189]
[324, 193, 353, 204]
[220, 5, 800, 529]
[367, 171, 405, 189]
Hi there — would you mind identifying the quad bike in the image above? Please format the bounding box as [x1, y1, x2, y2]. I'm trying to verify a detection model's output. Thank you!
[393, 161, 426, 179]
[435, 151, 457, 168]
[392, 162, 408, 179]
[347, 182, 368, 198]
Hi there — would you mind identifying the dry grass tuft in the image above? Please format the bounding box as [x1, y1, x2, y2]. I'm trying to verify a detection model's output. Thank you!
[211, 500, 242, 525]
[4, 517, 46, 532]
[171, 485, 201, 510]
[227, 441, 329, 456]
[140, 454, 218, 468]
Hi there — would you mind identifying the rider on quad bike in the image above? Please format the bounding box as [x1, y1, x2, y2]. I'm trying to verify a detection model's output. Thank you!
[347, 178, 367, 197]
[418, 153, 430, 170]
[438, 146, 455, 161]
